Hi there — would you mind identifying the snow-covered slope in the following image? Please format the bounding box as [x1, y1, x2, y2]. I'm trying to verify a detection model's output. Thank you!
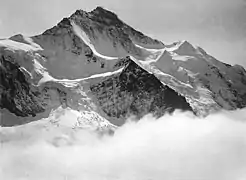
[138, 40, 246, 114]
[1, 6, 246, 128]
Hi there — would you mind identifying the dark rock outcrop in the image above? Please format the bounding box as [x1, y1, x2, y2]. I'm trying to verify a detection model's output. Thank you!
[89, 59, 192, 125]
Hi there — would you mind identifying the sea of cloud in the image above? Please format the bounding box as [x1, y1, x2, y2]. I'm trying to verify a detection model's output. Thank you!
[1, 109, 246, 180]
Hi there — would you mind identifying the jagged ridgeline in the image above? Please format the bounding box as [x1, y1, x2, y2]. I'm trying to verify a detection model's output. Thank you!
[1, 6, 246, 128]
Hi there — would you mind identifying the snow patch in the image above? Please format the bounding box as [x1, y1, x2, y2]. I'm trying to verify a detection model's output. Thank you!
[33, 106, 117, 130]
[23, 36, 43, 50]
[39, 67, 124, 87]
[134, 43, 165, 63]
[82, 67, 124, 80]
[71, 21, 118, 60]
[0, 39, 43, 52]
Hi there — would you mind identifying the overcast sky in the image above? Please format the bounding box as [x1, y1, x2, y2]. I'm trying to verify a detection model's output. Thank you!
[1, 0, 246, 67]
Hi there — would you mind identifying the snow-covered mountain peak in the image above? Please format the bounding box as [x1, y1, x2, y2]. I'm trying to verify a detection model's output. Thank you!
[89, 6, 122, 24]
[1, 7, 246, 128]
[166, 40, 198, 56]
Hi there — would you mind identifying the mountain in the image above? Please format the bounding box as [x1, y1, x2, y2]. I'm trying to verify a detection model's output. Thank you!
[1, 6, 246, 129]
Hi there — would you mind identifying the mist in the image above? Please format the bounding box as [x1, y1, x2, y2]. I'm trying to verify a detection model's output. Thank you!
[1, 109, 246, 180]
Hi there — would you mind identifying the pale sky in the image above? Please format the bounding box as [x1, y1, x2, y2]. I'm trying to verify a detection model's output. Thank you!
[1, 0, 246, 67]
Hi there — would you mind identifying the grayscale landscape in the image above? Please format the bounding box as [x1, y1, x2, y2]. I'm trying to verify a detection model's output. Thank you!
[1, 0, 246, 179]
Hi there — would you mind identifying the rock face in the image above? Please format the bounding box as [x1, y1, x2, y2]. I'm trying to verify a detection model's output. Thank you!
[0, 54, 191, 127]
[89, 59, 192, 126]
[0, 55, 44, 117]
[1, 6, 246, 128]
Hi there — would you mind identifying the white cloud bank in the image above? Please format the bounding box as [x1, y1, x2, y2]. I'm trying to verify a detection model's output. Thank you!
[1, 109, 246, 180]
